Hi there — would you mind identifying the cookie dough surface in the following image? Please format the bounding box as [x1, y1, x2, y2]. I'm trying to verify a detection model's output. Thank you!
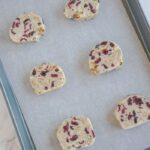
[9, 12, 45, 43]
[30, 63, 65, 95]
[64, 0, 99, 20]
[115, 95, 150, 129]
[89, 41, 123, 75]
[57, 116, 95, 150]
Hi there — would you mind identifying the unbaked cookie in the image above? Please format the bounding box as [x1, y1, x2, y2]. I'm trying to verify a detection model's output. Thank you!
[57, 116, 95, 150]
[115, 95, 150, 129]
[64, 0, 100, 20]
[89, 41, 123, 74]
[9, 12, 45, 43]
[30, 63, 65, 95]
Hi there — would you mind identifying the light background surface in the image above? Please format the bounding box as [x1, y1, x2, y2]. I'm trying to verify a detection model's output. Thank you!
[0, 0, 150, 150]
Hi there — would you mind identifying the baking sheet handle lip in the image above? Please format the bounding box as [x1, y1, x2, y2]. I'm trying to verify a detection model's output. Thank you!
[122, 0, 150, 61]
[0, 60, 36, 150]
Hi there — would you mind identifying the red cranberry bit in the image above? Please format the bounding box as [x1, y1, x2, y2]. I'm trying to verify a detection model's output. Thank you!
[45, 86, 48, 90]
[89, 3, 96, 13]
[98, 52, 101, 56]
[68, 0, 76, 8]
[84, 3, 88, 7]
[32, 69, 36, 75]
[132, 96, 143, 106]
[146, 102, 150, 109]
[91, 130, 95, 138]
[100, 41, 107, 45]
[84, 128, 89, 134]
[102, 49, 109, 55]
[147, 115, 150, 120]
[71, 120, 79, 126]
[94, 58, 101, 64]
[67, 131, 71, 136]
[63, 122, 69, 133]
[111, 64, 114, 67]
[121, 105, 127, 114]
[128, 113, 133, 120]
[110, 42, 115, 47]
[51, 74, 58, 77]
[76, 1, 81, 6]
[127, 98, 132, 105]
[70, 135, 78, 141]
[73, 117, 77, 120]
[102, 64, 108, 69]
[28, 31, 35, 37]
[41, 71, 47, 76]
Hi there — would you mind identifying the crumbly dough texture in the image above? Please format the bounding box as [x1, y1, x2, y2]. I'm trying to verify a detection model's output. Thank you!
[115, 95, 150, 129]
[64, 0, 99, 20]
[89, 41, 123, 75]
[57, 116, 95, 150]
[9, 12, 45, 43]
[30, 63, 65, 95]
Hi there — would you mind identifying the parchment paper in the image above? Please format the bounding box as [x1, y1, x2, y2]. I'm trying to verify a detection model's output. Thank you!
[0, 0, 150, 150]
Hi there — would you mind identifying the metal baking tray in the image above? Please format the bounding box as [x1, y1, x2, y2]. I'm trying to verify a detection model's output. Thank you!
[0, 0, 150, 150]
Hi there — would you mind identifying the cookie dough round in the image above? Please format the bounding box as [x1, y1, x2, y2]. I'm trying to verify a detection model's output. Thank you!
[9, 12, 45, 43]
[115, 95, 150, 129]
[89, 41, 123, 75]
[57, 116, 95, 150]
[64, 0, 100, 20]
[30, 63, 66, 95]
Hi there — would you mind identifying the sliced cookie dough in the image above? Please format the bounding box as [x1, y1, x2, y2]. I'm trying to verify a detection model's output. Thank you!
[64, 0, 100, 21]
[30, 63, 66, 95]
[115, 95, 150, 129]
[9, 12, 45, 43]
[57, 116, 95, 150]
[89, 41, 123, 75]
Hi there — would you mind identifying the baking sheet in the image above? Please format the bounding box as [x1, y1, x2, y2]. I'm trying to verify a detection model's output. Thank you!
[0, 0, 150, 150]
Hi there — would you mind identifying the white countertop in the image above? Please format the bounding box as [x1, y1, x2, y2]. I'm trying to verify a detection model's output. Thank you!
[0, 89, 21, 150]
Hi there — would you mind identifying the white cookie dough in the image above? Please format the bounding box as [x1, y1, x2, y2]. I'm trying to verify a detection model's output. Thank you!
[57, 116, 95, 150]
[9, 12, 45, 43]
[64, 0, 99, 20]
[30, 63, 66, 95]
[115, 95, 150, 129]
[89, 41, 123, 74]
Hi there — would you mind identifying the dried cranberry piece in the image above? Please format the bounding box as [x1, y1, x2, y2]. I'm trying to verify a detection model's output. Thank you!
[147, 115, 150, 120]
[32, 69, 36, 75]
[110, 42, 115, 47]
[95, 58, 101, 64]
[111, 64, 114, 67]
[102, 49, 109, 55]
[132, 96, 143, 106]
[76, 1, 81, 6]
[68, 0, 76, 8]
[102, 64, 108, 69]
[146, 102, 150, 109]
[51, 74, 58, 77]
[41, 71, 47, 76]
[44, 86, 48, 90]
[89, 3, 96, 13]
[117, 104, 121, 112]
[73, 117, 77, 120]
[63, 122, 69, 133]
[84, 128, 89, 134]
[91, 130, 95, 138]
[127, 98, 132, 105]
[121, 105, 127, 114]
[128, 113, 133, 120]
[70, 135, 78, 141]
[71, 120, 79, 126]
[100, 41, 107, 45]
